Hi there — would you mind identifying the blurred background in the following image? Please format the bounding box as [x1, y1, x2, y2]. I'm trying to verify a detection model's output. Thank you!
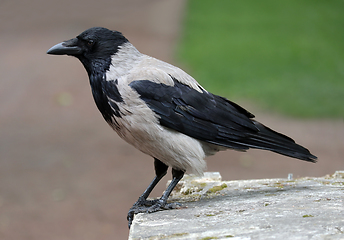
[0, 0, 343, 239]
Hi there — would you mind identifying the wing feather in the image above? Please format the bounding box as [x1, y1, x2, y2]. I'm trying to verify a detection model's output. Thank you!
[129, 77, 316, 162]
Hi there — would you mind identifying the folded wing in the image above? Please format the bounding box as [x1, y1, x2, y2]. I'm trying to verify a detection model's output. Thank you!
[129, 77, 317, 162]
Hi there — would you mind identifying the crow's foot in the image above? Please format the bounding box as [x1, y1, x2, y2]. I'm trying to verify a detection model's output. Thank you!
[127, 199, 181, 228]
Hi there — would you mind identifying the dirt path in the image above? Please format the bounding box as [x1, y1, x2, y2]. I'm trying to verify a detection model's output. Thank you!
[0, 1, 342, 239]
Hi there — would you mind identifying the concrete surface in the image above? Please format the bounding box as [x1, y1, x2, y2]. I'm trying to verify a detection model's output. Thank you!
[129, 171, 344, 240]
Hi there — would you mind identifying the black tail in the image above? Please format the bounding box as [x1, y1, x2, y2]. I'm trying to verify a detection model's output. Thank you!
[244, 121, 317, 162]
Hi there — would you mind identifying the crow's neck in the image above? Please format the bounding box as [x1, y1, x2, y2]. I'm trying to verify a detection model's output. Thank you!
[104, 42, 143, 81]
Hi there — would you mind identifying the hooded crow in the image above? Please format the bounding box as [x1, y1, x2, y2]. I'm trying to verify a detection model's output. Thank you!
[47, 27, 317, 228]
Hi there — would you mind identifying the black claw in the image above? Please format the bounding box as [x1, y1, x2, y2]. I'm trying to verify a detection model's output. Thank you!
[127, 200, 182, 228]
[127, 213, 134, 228]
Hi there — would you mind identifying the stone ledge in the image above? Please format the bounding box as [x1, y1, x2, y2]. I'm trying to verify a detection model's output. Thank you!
[129, 171, 344, 240]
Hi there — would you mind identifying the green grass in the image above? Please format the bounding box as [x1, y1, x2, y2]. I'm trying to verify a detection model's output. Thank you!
[177, 0, 344, 118]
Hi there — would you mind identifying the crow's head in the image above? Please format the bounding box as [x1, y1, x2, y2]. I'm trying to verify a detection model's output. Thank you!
[47, 27, 128, 74]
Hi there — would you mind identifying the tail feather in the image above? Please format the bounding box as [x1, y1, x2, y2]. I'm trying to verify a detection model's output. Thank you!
[245, 121, 317, 162]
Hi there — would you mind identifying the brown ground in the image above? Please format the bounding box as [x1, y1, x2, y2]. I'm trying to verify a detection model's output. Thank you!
[0, 0, 343, 239]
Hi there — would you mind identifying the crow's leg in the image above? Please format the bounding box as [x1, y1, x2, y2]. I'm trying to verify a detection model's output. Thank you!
[132, 158, 168, 206]
[127, 158, 168, 227]
[145, 168, 184, 213]
[127, 160, 185, 228]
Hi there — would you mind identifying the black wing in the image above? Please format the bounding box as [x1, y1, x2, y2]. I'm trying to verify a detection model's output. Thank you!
[129, 78, 317, 162]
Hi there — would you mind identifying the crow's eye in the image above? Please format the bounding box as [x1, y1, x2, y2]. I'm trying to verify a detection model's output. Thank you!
[87, 40, 94, 46]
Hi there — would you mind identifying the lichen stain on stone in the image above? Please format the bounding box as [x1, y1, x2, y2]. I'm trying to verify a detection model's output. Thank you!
[206, 183, 228, 194]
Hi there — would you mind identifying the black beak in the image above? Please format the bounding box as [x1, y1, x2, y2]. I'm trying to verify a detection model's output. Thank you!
[47, 38, 82, 55]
